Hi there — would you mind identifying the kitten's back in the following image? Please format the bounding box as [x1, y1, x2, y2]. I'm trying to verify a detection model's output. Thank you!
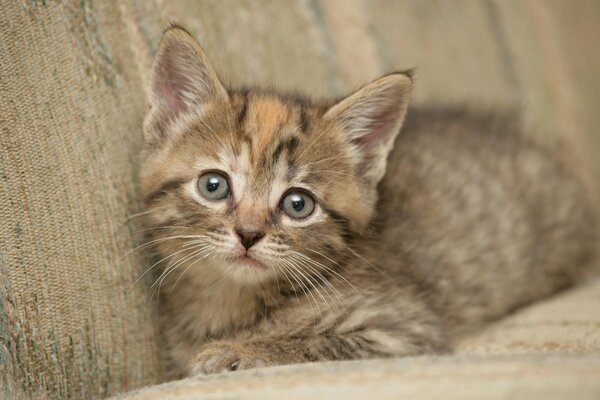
[378, 108, 598, 332]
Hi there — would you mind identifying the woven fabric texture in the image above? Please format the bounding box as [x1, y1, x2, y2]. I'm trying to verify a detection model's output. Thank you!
[1, 1, 599, 399]
[115, 355, 600, 400]
[0, 1, 162, 398]
[113, 278, 600, 400]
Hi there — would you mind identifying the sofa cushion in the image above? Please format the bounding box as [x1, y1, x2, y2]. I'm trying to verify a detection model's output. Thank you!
[115, 354, 600, 400]
[115, 279, 600, 400]
[457, 279, 600, 354]
[0, 2, 163, 398]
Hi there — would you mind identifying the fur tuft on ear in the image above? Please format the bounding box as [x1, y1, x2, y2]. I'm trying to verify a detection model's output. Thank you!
[145, 26, 228, 142]
[324, 72, 413, 183]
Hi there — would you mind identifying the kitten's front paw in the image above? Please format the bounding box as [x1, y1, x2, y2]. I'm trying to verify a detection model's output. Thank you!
[190, 342, 270, 375]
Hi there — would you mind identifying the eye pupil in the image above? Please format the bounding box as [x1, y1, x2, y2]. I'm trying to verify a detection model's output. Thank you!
[281, 191, 315, 219]
[291, 195, 305, 211]
[206, 177, 220, 192]
[197, 172, 230, 200]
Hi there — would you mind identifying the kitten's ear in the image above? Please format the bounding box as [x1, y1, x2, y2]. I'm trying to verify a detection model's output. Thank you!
[145, 26, 228, 141]
[324, 72, 412, 183]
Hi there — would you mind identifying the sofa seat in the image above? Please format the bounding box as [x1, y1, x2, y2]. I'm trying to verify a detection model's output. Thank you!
[115, 279, 600, 400]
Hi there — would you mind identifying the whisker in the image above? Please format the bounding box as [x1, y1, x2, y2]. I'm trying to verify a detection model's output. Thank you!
[284, 257, 334, 315]
[127, 205, 171, 220]
[279, 259, 323, 320]
[289, 254, 346, 308]
[148, 243, 210, 300]
[128, 243, 203, 292]
[135, 225, 189, 234]
[182, 236, 217, 247]
[316, 170, 361, 180]
[265, 261, 282, 295]
[296, 123, 336, 162]
[341, 244, 389, 278]
[152, 245, 212, 290]
[290, 251, 364, 298]
[281, 261, 319, 320]
[303, 154, 355, 168]
[273, 260, 301, 305]
[308, 248, 341, 267]
[288, 254, 345, 312]
[172, 247, 216, 289]
[118, 234, 207, 262]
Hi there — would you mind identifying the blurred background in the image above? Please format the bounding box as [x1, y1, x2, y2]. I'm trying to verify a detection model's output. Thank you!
[1, 1, 599, 398]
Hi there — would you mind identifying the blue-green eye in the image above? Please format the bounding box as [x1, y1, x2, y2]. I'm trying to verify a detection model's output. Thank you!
[280, 190, 315, 219]
[197, 172, 230, 200]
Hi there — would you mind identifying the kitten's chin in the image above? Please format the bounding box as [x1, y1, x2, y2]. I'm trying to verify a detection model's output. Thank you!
[215, 256, 274, 286]
[233, 255, 264, 269]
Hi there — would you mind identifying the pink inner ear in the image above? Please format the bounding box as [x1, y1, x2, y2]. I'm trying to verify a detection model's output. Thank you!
[153, 38, 206, 121]
[153, 52, 196, 121]
[159, 81, 189, 119]
[351, 106, 399, 151]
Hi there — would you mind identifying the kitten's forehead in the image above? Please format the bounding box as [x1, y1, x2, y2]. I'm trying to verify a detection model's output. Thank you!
[200, 92, 343, 211]
[221, 94, 300, 204]
[230, 94, 305, 179]
[244, 95, 293, 155]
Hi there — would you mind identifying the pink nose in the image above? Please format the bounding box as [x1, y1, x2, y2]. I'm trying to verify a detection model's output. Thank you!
[235, 228, 265, 250]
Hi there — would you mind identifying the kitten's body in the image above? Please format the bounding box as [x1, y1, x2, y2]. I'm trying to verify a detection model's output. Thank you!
[141, 28, 597, 378]
[380, 109, 596, 333]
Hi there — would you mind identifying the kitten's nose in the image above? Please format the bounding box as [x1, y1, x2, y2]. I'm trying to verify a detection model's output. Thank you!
[235, 228, 265, 250]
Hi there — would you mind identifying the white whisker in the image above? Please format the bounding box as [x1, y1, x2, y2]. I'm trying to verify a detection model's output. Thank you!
[341, 244, 389, 278]
[284, 257, 335, 315]
[127, 205, 171, 220]
[288, 254, 345, 312]
[120, 235, 207, 261]
[172, 247, 216, 289]
[279, 259, 323, 320]
[152, 245, 212, 290]
[303, 154, 355, 168]
[291, 250, 364, 298]
[296, 123, 336, 162]
[128, 243, 203, 292]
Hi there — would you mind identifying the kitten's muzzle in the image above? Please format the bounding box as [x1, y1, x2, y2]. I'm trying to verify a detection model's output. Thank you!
[235, 228, 265, 250]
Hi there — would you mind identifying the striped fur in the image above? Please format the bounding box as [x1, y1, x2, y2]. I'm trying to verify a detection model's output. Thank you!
[140, 27, 597, 378]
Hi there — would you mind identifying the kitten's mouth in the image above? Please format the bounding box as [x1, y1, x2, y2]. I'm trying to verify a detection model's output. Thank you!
[234, 255, 265, 269]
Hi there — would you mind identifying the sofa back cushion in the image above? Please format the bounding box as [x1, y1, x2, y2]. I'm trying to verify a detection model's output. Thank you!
[0, 2, 162, 398]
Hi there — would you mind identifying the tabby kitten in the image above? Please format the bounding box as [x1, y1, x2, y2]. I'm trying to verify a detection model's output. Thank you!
[140, 27, 597, 378]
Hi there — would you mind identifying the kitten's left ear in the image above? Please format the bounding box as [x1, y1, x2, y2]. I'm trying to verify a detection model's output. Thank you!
[324, 72, 412, 183]
[145, 26, 229, 142]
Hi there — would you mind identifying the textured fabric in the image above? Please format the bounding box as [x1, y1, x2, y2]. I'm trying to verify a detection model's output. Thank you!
[0, 1, 163, 398]
[1, 1, 600, 399]
[457, 279, 600, 355]
[115, 355, 600, 400]
[113, 279, 600, 400]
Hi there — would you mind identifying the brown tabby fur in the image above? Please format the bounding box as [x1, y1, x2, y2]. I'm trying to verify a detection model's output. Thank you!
[140, 27, 597, 378]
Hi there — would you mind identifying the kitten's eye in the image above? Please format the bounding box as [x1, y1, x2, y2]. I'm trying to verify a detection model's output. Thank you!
[280, 190, 315, 219]
[197, 172, 230, 200]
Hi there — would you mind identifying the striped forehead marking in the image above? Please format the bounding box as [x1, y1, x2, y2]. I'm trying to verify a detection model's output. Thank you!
[246, 96, 291, 157]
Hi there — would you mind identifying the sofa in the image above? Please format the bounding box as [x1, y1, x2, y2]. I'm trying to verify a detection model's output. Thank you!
[1, 1, 599, 399]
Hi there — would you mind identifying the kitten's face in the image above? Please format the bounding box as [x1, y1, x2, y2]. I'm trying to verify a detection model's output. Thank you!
[142, 95, 365, 284]
[141, 27, 411, 286]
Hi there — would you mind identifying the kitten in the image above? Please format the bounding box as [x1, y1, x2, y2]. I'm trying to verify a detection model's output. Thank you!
[140, 26, 597, 378]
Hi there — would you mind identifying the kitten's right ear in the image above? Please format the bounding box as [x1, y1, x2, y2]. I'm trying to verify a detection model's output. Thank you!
[145, 26, 228, 142]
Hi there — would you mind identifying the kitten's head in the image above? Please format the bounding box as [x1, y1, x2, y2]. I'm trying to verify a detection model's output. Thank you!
[141, 27, 412, 285]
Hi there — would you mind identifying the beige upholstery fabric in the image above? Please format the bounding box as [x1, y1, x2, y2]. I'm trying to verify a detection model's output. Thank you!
[115, 355, 600, 400]
[0, 1, 163, 398]
[1, 1, 599, 399]
[457, 279, 600, 355]
[113, 279, 600, 400]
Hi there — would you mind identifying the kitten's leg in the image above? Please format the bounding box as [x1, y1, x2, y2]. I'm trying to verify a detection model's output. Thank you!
[190, 290, 448, 375]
